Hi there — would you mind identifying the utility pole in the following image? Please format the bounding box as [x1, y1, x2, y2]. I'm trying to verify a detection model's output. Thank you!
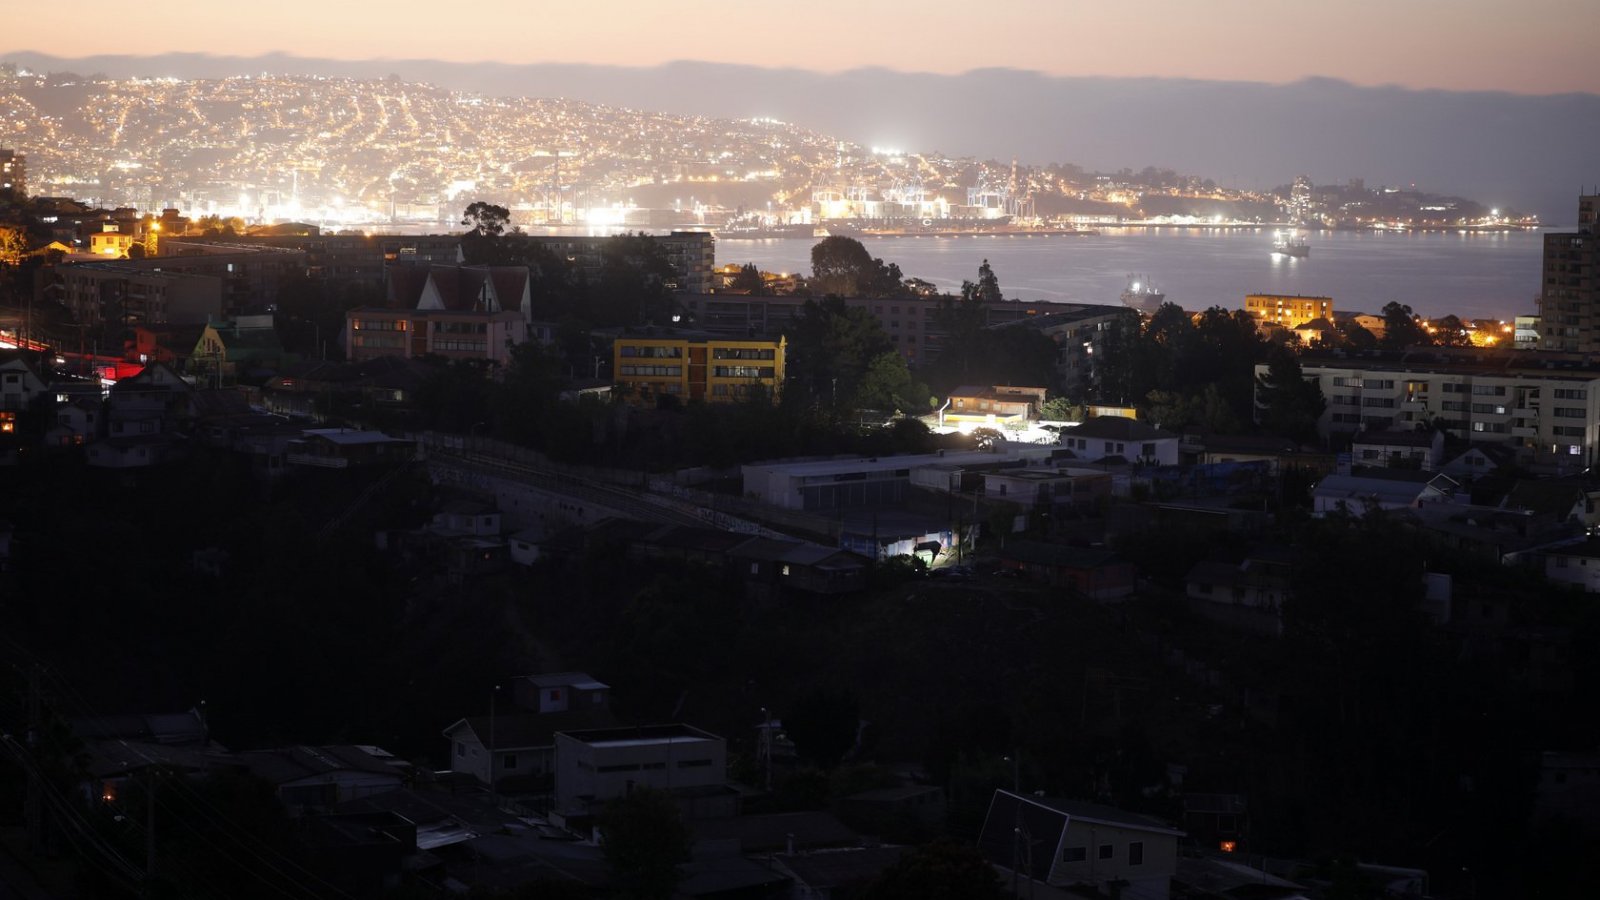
[24, 664, 42, 856]
[1007, 751, 1021, 898]
[145, 768, 158, 884]
[488, 685, 500, 803]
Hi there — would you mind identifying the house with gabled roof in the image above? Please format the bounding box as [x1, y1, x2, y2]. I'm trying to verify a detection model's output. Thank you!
[1541, 538, 1600, 592]
[441, 672, 618, 790]
[236, 745, 413, 814]
[978, 790, 1185, 900]
[1059, 416, 1181, 466]
[1351, 427, 1446, 472]
[86, 362, 196, 467]
[1312, 469, 1459, 517]
[285, 428, 414, 468]
[944, 384, 1047, 429]
[0, 355, 48, 444]
[1440, 442, 1520, 480]
[1500, 479, 1600, 528]
[343, 263, 535, 367]
[0, 355, 47, 413]
[1185, 547, 1294, 636]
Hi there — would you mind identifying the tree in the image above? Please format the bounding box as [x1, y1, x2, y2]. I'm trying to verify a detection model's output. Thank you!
[598, 787, 692, 900]
[809, 236, 901, 297]
[1038, 396, 1080, 422]
[1379, 301, 1431, 350]
[460, 202, 515, 266]
[854, 350, 929, 414]
[1146, 384, 1243, 434]
[729, 262, 766, 294]
[1254, 346, 1326, 443]
[1336, 318, 1379, 350]
[863, 839, 1008, 900]
[785, 686, 860, 769]
[974, 259, 1001, 303]
[1434, 314, 1472, 347]
[784, 297, 896, 412]
[461, 201, 510, 238]
[0, 224, 25, 267]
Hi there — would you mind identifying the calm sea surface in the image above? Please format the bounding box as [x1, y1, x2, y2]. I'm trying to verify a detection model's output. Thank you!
[719, 227, 1548, 322]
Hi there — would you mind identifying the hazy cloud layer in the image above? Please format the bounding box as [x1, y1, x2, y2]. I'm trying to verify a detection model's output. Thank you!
[8, 52, 1598, 223]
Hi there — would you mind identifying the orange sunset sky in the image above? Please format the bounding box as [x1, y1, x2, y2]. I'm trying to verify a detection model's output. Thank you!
[5, 0, 1597, 94]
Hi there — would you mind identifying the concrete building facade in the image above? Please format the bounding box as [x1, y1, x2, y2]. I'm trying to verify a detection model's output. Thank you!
[1537, 195, 1598, 352]
[612, 330, 785, 404]
[1278, 347, 1600, 473]
[1245, 293, 1334, 331]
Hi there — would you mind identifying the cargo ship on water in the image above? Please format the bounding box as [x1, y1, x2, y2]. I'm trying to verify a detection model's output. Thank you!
[1120, 275, 1166, 314]
[1273, 231, 1311, 258]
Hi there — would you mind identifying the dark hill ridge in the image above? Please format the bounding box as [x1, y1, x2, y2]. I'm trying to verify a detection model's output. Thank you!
[4, 51, 1597, 222]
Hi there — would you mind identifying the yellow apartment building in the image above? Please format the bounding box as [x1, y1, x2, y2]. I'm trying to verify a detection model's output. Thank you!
[1245, 294, 1334, 330]
[614, 333, 785, 404]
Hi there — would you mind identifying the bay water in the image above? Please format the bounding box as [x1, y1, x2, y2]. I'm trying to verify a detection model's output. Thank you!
[720, 227, 1548, 322]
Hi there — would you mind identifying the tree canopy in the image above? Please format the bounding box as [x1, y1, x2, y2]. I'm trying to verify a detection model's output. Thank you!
[1380, 301, 1432, 350]
[598, 787, 693, 900]
[809, 236, 903, 297]
[1254, 346, 1327, 443]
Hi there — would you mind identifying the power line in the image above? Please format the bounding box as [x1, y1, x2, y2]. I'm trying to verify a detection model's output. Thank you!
[3, 643, 360, 900]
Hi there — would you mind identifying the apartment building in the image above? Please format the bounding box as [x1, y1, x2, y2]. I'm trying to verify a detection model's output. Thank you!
[61, 263, 224, 327]
[1536, 195, 1598, 352]
[611, 329, 785, 404]
[0, 148, 23, 195]
[1245, 293, 1334, 331]
[1279, 347, 1600, 473]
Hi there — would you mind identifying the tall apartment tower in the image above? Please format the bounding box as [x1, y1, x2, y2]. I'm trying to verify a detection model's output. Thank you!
[1537, 195, 1598, 351]
[0, 148, 23, 196]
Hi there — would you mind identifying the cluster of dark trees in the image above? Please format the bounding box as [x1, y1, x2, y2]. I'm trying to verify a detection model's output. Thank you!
[459, 202, 679, 328]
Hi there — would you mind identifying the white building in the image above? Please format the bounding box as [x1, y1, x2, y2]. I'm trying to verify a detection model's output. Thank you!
[1312, 470, 1459, 518]
[979, 790, 1185, 900]
[1278, 348, 1600, 474]
[743, 447, 1058, 511]
[1058, 416, 1181, 466]
[1542, 538, 1600, 592]
[553, 724, 728, 820]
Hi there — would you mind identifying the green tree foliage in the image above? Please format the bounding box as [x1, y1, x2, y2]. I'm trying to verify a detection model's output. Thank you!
[1145, 383, 1243, 434]
[928, 261, 1060, 392]
[729, 262, 766, 294]
[862, 839, 1008, 900]
[598, 787, 692, 900]
[1089, 308, 1148, 404]
[1254, 346, 1326, 444]
[854, 351, 930, 414]
[595, 232, 678, 325]
[1037, 396, 1079, 422]
[809, 236, 903, 297]
[1379, 301, 1432, 350]
[784, 687, 860, 769]
[0, 224, 29, 266]
[785, 297, 896, 412]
